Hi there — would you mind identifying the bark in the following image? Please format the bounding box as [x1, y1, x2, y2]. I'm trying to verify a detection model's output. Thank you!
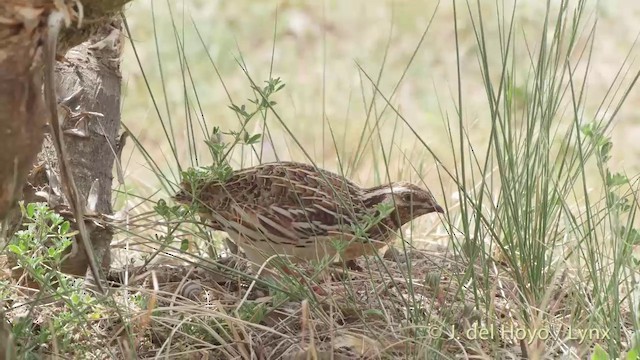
[0, 0, 130, 230]
[0, 2, 47, 220]
[7, 20, 124, 285]
[53, 19, 124, 278]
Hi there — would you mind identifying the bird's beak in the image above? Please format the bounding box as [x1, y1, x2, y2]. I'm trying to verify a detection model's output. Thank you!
[433, 204, 445, 213]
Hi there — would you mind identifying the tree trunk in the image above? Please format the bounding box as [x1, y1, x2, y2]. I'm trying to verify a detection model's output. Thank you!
[0, 0, 131, 225]
[7, 19, 125, 285]
[54, 19, 124, 278]
[0, 1, 130, 352]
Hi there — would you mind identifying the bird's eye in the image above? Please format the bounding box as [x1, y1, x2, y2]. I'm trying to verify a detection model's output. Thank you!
[401, 193, 413, 202]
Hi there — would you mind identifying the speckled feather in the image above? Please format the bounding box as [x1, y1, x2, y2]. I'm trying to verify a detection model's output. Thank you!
[174, 161, 443, 264]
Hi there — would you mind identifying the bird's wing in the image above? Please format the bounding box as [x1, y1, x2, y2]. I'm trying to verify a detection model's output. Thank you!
[187, 162, 375, 242]
[197, 163, 361, 209]
[219, 201, 360, 244]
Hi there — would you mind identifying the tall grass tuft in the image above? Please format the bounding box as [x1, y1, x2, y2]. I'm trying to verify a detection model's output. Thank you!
[429, 0, 640, 357]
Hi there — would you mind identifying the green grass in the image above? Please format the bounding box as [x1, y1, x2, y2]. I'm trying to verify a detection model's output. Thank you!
[2, 0, 640, 358]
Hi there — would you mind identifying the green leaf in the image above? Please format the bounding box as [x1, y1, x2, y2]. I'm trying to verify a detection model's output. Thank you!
[621, 227, 640, 245]
[362, 309, 386, 319]
[7, 244, 23, 255]
[59, 221, 70, 235]
[180, 238, 190, 252]
[599, 141, 612, 162]
[155, 199, 169, 217]
[591, 344, 609, 360]
[606, 171, 628, 187]
[246, 134, 261, 145]
[26, 202, 37, 218]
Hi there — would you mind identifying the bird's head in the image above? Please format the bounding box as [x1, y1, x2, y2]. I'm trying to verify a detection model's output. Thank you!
[363, 181, 444, 227]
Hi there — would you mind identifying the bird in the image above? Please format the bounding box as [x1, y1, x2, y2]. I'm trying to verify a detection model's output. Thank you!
[173, 161, 444, 272]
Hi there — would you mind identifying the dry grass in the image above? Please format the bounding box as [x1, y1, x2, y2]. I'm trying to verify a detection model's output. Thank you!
[5, 244, 613, 359]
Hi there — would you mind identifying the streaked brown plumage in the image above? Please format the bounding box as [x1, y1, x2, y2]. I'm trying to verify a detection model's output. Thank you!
[174, 161, 444, 268]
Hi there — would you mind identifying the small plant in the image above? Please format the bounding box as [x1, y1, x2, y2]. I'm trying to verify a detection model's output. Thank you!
[170, 78, 286, 258]
[181, 77, 285, 189]
[154, 199, 191, 252]
[7, 202, 103, 356]
[8, 202, 75, 287]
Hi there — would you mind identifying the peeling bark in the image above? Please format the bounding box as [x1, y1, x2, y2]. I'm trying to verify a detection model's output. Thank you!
[52, 19, 124, 278]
